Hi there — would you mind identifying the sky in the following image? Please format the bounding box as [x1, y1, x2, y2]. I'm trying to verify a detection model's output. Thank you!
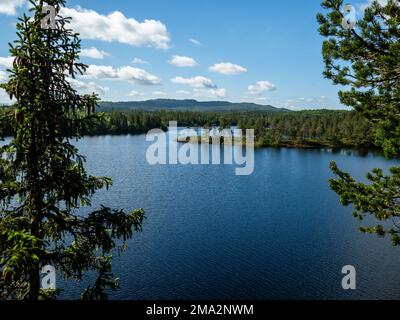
[0, 0, 375, 110]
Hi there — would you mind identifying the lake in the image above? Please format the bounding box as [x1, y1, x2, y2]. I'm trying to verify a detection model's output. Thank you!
[7, 134, 400, 300]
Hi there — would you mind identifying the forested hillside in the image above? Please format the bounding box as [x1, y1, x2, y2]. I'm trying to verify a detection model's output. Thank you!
[98, 99, 289, 112]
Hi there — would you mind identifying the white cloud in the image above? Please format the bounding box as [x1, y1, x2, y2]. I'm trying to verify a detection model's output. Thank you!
[117, 66, 161, 85]
[0, 0, 24, 15]
[193, 88, 226, 99]
[61, 6, 171, 49]
[84, 65, 161, 85]
[171, 76, 226, 99]
[0, 56, 14, 68]
[169, 55, 197, 67]
[152, 91, 166, 96]
[248, 81, 276, 94]
[171, 76, 215, 88]
[189, 38, 202, 46]
[0, 88, 11, 104]
[0, 70, 8, 83]
[67, 78, 109, 95]
[128, 90, 144, 97]
[81, 47, 110, 59]
[209, 62, 247, 75]
[132, 57, 149, 65]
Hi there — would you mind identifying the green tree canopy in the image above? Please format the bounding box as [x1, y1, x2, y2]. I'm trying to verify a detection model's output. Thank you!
[318, 0, 400, 244]
[0, 0, 144, 300]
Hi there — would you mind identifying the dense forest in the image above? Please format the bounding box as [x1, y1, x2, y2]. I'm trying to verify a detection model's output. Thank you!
[0, 106, 375, 149]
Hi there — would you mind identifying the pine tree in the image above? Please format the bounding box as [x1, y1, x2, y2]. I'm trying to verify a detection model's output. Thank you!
[0, 0, 144, 300]
[317, 1, 400, 244]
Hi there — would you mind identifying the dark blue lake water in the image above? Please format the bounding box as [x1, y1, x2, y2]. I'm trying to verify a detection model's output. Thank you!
[22, 134, 400, 299]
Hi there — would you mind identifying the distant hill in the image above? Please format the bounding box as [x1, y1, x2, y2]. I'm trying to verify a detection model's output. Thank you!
[98, 99, 289, 112]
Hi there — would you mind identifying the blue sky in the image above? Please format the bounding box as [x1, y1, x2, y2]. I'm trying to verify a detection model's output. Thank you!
[0, 0, 372, 109]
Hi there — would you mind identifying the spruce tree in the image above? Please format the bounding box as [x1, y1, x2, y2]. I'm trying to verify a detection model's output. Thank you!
[0, 0, 144, 300]
[317, 1, 400, 244]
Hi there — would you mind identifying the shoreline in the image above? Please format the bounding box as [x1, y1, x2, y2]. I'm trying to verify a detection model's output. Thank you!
[175, 135, 377, 152]
[2, 133, 381, 153]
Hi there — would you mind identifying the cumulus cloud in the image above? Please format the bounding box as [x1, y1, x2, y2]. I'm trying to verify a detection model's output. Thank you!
[67, 77, 109, 95]
[169, 55, 197, 67]
[84, 65, 161, 85]
[0, 0, 24, 15]
[171, 76, 215, 88]
[189, 38, 202, 46]
[117, 66, 161, 85]
[248, 81, 276, 94]
[171, 75, 226, 98]
[193, 88, 226, 99]
[0, 56, 14, 68]
[209, 62, 247, 75]
[81, 47, 110, 59]
[61, 6, 171, 49]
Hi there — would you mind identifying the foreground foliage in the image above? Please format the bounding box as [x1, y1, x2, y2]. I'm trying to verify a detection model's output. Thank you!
[0, 0, 144, 300]
[318, 0, 400, 245]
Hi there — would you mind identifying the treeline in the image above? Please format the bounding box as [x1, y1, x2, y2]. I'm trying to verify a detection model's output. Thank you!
[0, 107, 376, 149]
[237, 110, 374, 148]
[0, 107, 14, 138]
[85, 109, 376, 149]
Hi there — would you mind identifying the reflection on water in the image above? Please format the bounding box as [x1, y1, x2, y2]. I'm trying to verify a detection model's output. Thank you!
[2, 135, 400, 300]
[327, 147, 382, 158]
